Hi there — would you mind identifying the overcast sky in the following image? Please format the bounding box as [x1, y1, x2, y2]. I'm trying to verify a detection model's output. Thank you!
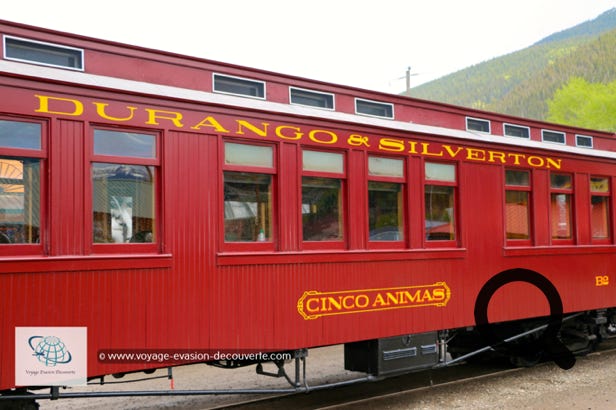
[3, 1, 616, 93]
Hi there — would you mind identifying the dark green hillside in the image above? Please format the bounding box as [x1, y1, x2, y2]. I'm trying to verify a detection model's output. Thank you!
[407, 8, 616, 125]
[489, 28, 616, 122]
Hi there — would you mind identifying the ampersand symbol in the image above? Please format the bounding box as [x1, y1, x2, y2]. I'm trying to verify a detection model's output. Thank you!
[347, 134, 371, 147]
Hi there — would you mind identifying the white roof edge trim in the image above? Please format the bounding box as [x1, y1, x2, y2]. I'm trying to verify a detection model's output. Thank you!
[2, 60, 615, 160]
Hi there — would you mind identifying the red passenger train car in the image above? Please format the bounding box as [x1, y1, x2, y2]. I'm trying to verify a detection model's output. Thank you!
[1, 19, 616, 402]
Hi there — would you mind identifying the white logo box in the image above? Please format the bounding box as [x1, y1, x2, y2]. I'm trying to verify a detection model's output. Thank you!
[15, 327, 87, 386]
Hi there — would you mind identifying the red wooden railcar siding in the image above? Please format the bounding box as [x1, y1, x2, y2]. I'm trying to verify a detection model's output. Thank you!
[1, 19, 616, 390]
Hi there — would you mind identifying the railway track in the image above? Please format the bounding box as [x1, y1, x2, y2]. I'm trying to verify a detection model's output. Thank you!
[32, 339, 616, 409]
[217, 361, 519, 409]
[219, 340, 616, 410]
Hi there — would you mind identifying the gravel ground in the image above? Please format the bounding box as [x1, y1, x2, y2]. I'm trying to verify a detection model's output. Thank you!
[343, 349, 616, 410]
[37, 345, 355, 410]
[34, 345, 616, 409]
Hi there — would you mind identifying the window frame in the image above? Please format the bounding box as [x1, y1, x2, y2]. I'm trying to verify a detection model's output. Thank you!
[542, 129, 566, 145]
[367, 155, 406, 249]
[87, 127, 160, 254]
[549, 172, 575, 245]
[466, 117, 491, 133]
[589, 175, 611, 244]
[300, 148, 346, 250]
[354, 98, 394, 119]
[423, 161, 458, 247]
[504, 169, 533, 246]
[0, 117, 47, 256]
[212, 73, 266, 99]
[503, 123, 530, 139]
[576, 134, 593, 149]
[3, 35, 84, 71]
[289, 87, 335, 110]
[221, 140, 277, 252]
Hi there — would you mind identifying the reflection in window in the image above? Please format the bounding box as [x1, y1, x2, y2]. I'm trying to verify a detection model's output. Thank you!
[94, 130, 156, 158]
[92, 163, 155, 243]
[302, 177, 342, 241]
[550, 174, 572, 189]
[542, 130, 566, 144]
[590, 177, 610, 240]
[505, 169, 530, 186]
[0, 158, 40, 244]
[213, 74, 265, 98]
[550, 174, 573, 240]
[425, 162, 456, 241]
[505, 170, 531, 240]
[505, 191, 530, 239]
[368, 156, 403, 178]
[425, 185, 455, 240]
[425, 162, 456, 182]
[0, 120, 41, 150]
[368, 156, 404, 242]
[551, 194, 572, 239]
[225, 142, 273, 168]
[355, 98, 394, 118]
[224, 172, 272, 242]
[303, 150, 343, 173]
[504, 124, 530, 139]
[369, 182, 403, 241]
[466, 117, 490, 133]
[290, 87, 334, 109]
[4, 36, 84, 70]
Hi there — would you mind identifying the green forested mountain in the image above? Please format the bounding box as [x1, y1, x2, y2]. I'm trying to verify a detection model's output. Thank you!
[407, 8, 616, 131]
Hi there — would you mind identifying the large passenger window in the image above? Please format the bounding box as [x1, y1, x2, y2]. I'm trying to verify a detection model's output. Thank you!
[0, 120, 43, 248]
[424, 162, 456, 242]
[550, 173, 573, 242]
[505, 170, 531, 242]
[302, 150, 345, 244]
[0, 158, 41, 244]
[223, 142, 274, 243]
[590, 176, 610, 241]
[92, 129, 158, 245]
[368, 156, 404, 242]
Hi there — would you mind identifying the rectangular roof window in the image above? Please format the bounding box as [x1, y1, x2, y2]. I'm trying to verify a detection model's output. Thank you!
[504, 123, 530, 139]
[466, 117, 490, 133]
[542, 130, 566, 144]
[213, 73, 265, 99]
[3, 35, 83, 70]
[355, 98, 394, 119]
[575, 135, 593, 148]
[290, 87, 334, 109]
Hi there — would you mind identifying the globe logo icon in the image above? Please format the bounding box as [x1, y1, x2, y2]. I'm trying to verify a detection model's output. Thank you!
[28, 335, 73, 366]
